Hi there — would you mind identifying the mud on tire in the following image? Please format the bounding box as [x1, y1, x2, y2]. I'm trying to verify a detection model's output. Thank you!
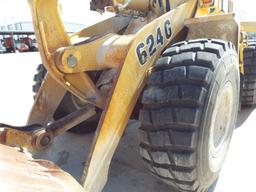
[139, 39, 240, 191]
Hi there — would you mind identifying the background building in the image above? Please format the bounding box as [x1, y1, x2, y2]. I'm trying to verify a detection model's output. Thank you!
[0, 21, 86, 33]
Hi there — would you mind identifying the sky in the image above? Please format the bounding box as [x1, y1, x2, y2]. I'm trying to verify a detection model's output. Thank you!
[0, 0, 255, 26]
[0, 0, 105, 26]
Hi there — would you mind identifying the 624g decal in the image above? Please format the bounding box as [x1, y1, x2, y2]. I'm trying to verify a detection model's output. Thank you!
[136, 19, 172, 65]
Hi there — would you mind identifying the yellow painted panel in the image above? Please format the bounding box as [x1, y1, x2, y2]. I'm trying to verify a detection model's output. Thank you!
[81, 1, 197, 192]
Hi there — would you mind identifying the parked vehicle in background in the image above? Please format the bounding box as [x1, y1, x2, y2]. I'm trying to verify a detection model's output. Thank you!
[21, 37, 38, 51]
[31, 40, 38, 51]
[0, 43, 6, 54]
[3, 37, 15, 53]
[3, 37, 37, 53]
[15, 42, 29, 52]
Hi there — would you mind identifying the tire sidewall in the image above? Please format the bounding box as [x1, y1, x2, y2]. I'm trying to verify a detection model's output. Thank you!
[198, 50, 240, 188]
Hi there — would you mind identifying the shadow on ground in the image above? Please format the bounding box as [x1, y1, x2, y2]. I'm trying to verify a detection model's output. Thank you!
[33, 108, 256, 192]
[236, 106, 255, 128]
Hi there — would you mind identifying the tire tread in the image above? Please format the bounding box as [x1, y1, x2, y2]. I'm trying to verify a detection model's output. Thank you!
[242, 46, 256, 106]
[139, 39, 236, 191]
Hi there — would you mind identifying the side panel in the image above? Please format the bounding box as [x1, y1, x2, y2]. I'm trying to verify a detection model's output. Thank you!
[185, 13, 239, 49]
[241, 22, 256, 33]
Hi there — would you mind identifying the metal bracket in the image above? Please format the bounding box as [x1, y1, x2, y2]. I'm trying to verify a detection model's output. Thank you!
[55, 34, 134, 73]
[2, 107, 96, 150]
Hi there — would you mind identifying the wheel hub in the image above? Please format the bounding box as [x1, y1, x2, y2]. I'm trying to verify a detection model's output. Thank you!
[209, 81, 234, 172]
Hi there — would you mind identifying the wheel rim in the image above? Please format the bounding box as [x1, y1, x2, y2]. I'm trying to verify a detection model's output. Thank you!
[208, 81, 234, 172]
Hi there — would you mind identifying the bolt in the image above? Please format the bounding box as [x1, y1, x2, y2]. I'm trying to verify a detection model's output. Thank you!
[67, 54, 78, 68]
[40, 135, 51, 147]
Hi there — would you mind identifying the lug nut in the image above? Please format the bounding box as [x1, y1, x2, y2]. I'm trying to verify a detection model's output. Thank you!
[67, 54, 78, 68]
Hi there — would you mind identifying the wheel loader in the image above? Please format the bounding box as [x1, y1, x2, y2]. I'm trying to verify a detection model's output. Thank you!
[0, 0, 252, 191]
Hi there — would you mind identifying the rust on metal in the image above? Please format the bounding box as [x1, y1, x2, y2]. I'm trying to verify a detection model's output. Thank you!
[28, 0, 102, 107]
[185, 13, 239, 48]
[81, 1, 197, 192]
[1, 107, 96, 150]
[96, 35, 134, 68]
[0, 144, 84, 192]
[27, 74, 66, 125]
[0, 0, 244, 192]
[55, 34, 134, 73]
[5, 130, 34, 149]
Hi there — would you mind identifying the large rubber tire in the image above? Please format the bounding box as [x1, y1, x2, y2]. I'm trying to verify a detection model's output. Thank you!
[139, 39, 239, 192]
[33, 64, 100, 134]
[241, 46, 256, 106]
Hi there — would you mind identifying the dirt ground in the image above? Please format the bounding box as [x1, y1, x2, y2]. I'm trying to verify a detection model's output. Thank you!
[0, 52, 255, 192]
